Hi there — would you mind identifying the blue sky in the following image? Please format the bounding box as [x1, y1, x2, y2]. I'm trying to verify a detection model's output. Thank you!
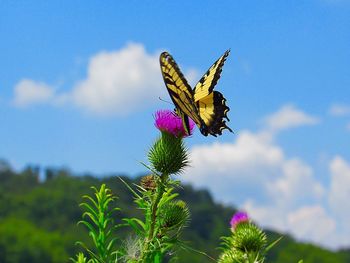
[1, 0, 350, 249]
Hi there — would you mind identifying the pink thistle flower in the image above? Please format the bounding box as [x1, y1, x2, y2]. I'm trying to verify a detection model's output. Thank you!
[230, 211, 249, 231]
[154, 110, 195, 138]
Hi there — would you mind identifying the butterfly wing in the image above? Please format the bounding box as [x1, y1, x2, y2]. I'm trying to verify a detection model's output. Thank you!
[193, 50, 232, 136]
[159, 52, 202, 135]
[175, 108, 191, 136]
[197, 91, 232, 136]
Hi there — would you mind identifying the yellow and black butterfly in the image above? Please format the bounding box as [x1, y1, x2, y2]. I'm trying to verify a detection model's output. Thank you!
[159, 50, 232, 137]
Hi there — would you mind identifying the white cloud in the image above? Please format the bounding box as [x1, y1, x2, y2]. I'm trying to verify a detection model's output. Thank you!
[183, 127, 350, 247]
[287, 206, 336, 245]
[70, 43, 164, 116]
[185, 68, 200, 87]
[243, 202, 337, 247]
[13, 79, 55, 107]
[243, 201, 287, 232]
[242, 150, 350, 249]
[181, 105, 350, 248]
[262, 104, 319, 133]
[183, 131, 284, 204]
[329, 156, 350, 224]
[267, 158, 324, 207]
[329, 104, 350, 132]
[11, 43, 201, 116]
[329, 104, 350, 117]
[183, 129, 325, 237]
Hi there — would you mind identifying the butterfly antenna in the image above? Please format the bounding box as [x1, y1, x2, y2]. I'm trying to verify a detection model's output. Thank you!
[158, 96, 174, 106]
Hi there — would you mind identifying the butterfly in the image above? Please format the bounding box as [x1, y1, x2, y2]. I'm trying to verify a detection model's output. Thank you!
[159, 50, 232, 137]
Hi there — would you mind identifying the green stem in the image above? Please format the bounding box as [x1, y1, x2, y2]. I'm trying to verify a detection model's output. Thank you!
[141, 173, 167, 261]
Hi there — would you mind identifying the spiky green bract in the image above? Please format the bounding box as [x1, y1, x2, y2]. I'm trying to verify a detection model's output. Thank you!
[160, 200, 190, 230]
[219, 222, 268, 263]
[148, 131, 189, 175]
[232, 222, 267, 253]
[218, 250, 245, 263]
[77, 184, 120, 263]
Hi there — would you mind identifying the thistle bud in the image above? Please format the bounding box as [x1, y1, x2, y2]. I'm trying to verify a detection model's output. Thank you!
[160, 200, 190, 229]
[148, 131, 189, 175]
[231, 221, 267, 253]
[140, 175, 157, 191]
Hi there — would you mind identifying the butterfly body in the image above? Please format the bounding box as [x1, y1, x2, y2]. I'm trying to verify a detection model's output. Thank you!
[160, 50, 232, 137]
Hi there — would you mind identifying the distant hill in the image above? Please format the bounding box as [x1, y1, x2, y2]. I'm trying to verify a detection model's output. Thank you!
[0, 161, 349, 262]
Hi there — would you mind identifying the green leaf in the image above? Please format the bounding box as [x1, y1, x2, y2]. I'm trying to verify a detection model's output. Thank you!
[123, 218, 146, 236]
[118, 176, 142, 199]
[265, 236, 283, 253]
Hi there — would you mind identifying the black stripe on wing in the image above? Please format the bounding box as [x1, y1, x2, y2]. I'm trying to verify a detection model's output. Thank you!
[193, 50, 230, 102]
[160, 52, 203, 128]
[160, 52, 193, 98]
[199, 91, 232, 137]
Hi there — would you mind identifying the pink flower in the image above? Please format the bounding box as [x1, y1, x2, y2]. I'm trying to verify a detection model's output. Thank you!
[154, 110, 195, 138]
[230, 211, 249, 231]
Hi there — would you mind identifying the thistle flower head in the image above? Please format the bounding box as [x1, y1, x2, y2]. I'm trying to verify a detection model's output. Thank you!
[230, 211, 249, 231]
[154, 109, 195, 138]
[219, 212, 270, 262]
